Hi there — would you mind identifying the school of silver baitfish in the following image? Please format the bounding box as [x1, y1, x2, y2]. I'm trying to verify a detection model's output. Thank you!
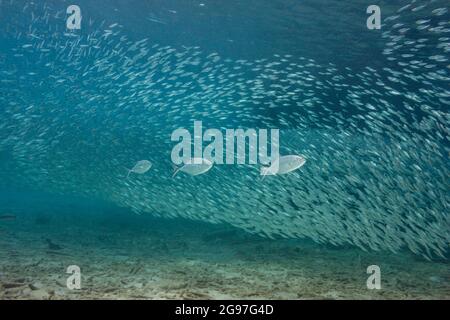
[0, 0, 448, 260]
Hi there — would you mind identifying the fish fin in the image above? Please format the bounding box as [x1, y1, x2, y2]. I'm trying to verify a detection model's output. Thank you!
[124, 167, 131, 179]
[260, 166, 270, 180]
[172, 164, 181, 178]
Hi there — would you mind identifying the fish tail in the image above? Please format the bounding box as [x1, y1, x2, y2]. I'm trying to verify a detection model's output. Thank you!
[172, 163, 180, 178]
[124, 167, 131, 179]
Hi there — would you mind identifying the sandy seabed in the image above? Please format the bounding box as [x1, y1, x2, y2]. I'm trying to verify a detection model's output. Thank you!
[0, 213, 449, 300]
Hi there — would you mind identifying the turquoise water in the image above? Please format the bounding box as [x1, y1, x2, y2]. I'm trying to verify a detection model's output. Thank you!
[0, 0, 449, 299]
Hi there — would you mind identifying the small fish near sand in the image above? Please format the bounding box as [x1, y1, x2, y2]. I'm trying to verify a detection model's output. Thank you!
[172, 158, 213, 178]
[45, 238, 64, 251]
[260, 155, 306, 177]
[0, 214, 16, 221]
[125, 160, 152, 178]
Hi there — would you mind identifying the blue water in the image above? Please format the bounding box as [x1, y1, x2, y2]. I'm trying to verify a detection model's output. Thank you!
[0, 0, 449, 299]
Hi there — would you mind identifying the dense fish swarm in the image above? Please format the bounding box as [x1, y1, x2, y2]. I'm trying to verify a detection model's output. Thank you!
[0, 0, 449, 260]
